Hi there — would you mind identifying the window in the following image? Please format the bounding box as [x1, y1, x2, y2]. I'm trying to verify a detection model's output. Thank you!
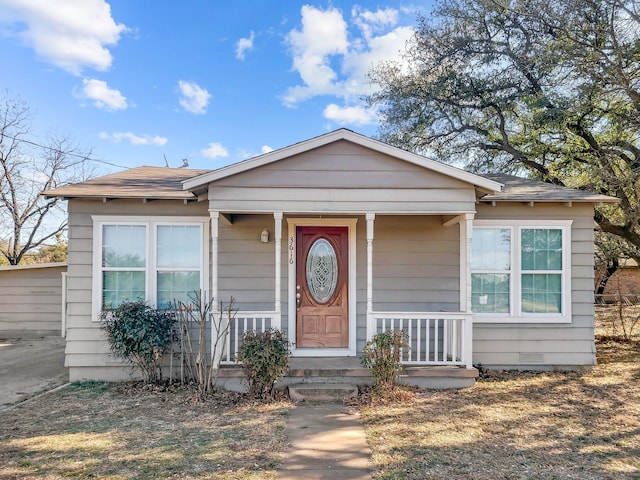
[471, 221, 571, 322]
[102, 224, 146, 308]
[93, 217, 209, 318]
[471, 228, 511, 313]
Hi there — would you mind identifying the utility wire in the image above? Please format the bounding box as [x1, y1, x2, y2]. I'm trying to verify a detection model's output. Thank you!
[0, 132, 131, 170]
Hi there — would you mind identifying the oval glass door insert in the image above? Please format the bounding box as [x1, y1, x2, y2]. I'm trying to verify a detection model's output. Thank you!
[306, 238, 338, 303]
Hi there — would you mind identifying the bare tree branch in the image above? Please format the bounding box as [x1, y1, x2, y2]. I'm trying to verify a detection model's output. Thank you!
[0, 91, 93, 265]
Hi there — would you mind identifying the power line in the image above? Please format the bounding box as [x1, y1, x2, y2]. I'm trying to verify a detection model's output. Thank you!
[0, 132, 131, 170]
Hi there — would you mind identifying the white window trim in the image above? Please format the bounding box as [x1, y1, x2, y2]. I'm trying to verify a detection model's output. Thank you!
[92, 216, 210, 321]
[472, 219, 572, 324]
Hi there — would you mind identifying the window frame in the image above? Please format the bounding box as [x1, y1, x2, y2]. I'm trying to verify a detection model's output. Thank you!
[472, 219, 572, 324]
[92, 216, 210, 321]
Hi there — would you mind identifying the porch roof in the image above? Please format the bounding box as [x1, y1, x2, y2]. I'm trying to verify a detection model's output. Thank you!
[182, 129, 503, 194]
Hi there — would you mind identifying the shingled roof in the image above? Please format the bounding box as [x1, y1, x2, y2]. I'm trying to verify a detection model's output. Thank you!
[44, 163, 619, 205]
[479, 173, 618, 204]
[43, 166, 208, 200]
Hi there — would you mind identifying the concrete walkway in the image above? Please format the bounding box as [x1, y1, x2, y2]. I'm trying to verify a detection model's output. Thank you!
[279, 403, 372, 480]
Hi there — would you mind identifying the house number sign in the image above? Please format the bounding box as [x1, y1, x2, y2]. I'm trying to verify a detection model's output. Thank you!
[288, 236, 294, 264]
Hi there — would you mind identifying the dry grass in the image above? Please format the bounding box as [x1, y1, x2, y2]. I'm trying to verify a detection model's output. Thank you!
[361, 311, 640, 479]
[1, 310, 639, 479]
[0, 383, 292, 479]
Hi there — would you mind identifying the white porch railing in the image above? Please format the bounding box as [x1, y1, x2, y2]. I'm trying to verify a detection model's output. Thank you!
[219, 311, 281, 365]
[369, 312, 472, 366]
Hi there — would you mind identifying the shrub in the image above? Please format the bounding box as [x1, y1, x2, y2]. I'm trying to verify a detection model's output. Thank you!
[100, 300, 175, 384]
[237, 329, 290, 400]
[170, 292, 234, 399]
[361, 330, 409, 392]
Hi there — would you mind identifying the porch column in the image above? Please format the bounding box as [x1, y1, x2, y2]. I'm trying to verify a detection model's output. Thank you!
[459, 213, 474, 312]
[209, 210, 226, 368]
[366, 213, 375, 340]
[460, 213, 474, 369]
[273, 212, 283, 328]
[209, 210, 219, 305]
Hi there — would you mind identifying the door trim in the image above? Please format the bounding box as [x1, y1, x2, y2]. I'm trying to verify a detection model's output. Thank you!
[287, 218, 358, 356]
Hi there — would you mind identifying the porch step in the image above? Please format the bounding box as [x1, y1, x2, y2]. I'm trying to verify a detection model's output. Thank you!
[288, 383, 358, 403]
[215, 360, 478, 392]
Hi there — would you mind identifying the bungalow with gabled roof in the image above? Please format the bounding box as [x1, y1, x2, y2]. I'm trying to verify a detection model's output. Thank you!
[45, 129, 617, 388]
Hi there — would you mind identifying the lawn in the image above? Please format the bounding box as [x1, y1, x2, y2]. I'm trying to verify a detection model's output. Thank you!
[0, 310, 638, 479]
[0, 384, 291, 479]
[361, 308, 640, 479]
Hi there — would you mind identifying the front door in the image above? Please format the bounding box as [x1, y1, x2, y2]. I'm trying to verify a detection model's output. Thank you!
[296, 226, 349, 348]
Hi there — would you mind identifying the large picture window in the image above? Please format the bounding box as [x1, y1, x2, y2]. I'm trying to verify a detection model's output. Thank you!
[471, 221, 571, 322]
[93, 217, 209, 318]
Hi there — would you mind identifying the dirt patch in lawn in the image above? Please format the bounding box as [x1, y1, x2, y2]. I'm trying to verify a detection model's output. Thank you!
[361, 337, 640, 479]
[0, 383, 292, 479]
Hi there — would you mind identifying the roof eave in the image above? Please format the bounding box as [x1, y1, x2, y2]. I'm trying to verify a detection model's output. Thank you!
[480, 197, 620, 204]
[42, 193, 197, 201]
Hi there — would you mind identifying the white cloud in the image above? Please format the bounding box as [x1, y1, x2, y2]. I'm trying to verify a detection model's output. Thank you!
[76, 78, 127, 111]
[352, 6, 398, 40]
[282, 5, 414, 116]
[282, 5, 349, 106]
[236, 31, 255, 60]
[341, 26, 414, 98]
[99, 131, 167, 146]
[200, 142, 229, 159]
[178, 80, 211, 114]
[0, 0, 127, 75]
[323, 103, 376, 126]
[261, 145, 274, 154]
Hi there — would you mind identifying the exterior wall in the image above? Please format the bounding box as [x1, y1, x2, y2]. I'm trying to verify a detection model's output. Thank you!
[0, 263, 66, 336]
[65, 198, 209, 382]
[372, 215, 460, 312]
[217, 214, 278, 312]
[472, 202, 596, 369]
[64, 195, 597, 379]
[208, 141, 477, 214]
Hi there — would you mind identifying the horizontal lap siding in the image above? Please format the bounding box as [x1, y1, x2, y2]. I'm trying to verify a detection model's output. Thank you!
[0, 265, 66, 336]
[473, 203, 596, 368]
[65, 199, 209, 381]
[209, 142, 476, 214]
[218, 214, 277, 312]
[373, 216, 460, 312]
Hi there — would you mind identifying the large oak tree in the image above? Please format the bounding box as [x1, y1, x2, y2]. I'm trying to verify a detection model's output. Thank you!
[369, 0, 640, 259]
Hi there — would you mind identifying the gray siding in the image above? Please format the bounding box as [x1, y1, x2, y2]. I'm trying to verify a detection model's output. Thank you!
[64, 195, 598, 379]
[208, 141, 477, 214]
[218, 214, 278, 312]
[372, 215, 460, 312]
[0, 263, 66, 336]
[65, 198, 209, 381]
[472, 203, 596, 368]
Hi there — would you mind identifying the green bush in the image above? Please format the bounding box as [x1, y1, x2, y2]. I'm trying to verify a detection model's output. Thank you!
[100, 301, 175, 383]
[361, 330, 409, 392]
[237, 329, 290, 400]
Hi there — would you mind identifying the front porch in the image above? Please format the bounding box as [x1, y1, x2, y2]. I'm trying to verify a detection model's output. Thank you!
[211, 211, 477, 378]
[218, 309, 473, 367]
[187, 130, 497, 382]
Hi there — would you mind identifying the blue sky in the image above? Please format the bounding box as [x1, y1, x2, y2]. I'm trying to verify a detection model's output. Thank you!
[0, 1, 428, 174]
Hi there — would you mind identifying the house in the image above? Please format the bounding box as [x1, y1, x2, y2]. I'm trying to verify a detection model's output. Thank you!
[44, 129, 617, 389]
[596, 258, 640, 299]
[0, 262, 67, 337]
